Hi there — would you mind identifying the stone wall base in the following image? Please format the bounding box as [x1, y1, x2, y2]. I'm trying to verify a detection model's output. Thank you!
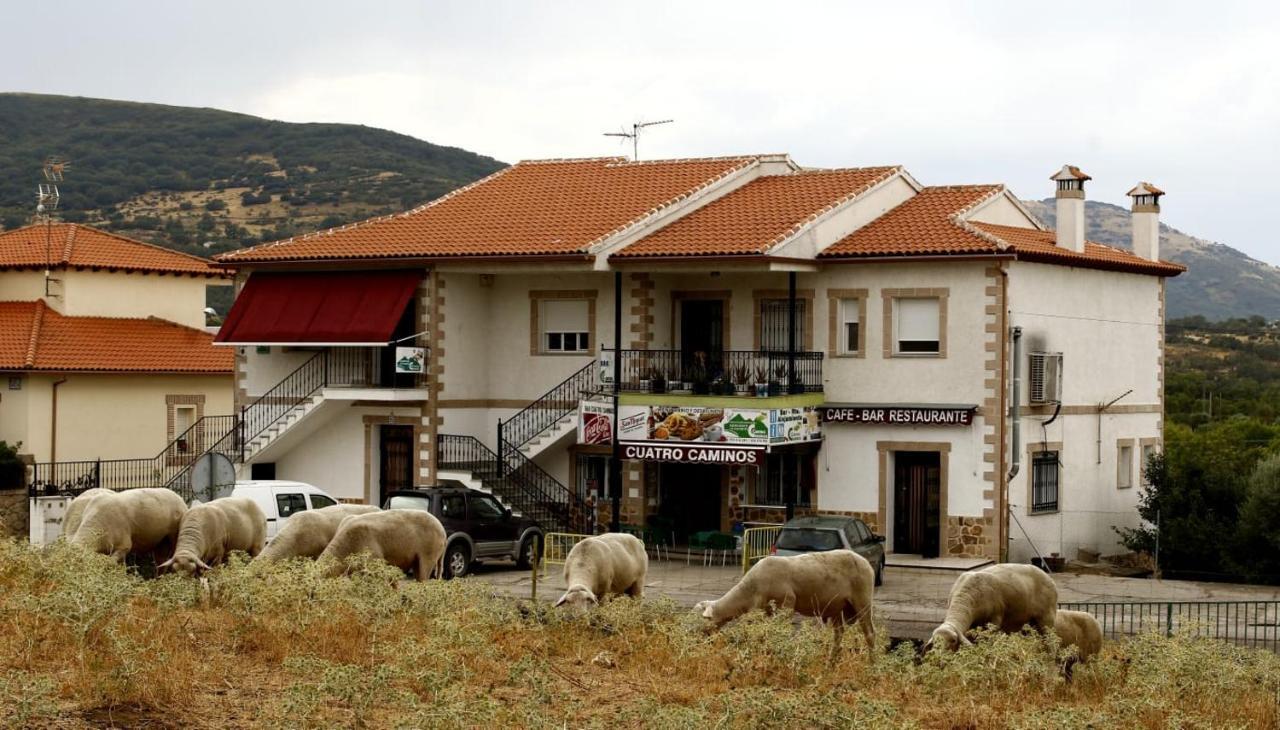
[0, 490, 28, 540]
[946, 515, 995, 558]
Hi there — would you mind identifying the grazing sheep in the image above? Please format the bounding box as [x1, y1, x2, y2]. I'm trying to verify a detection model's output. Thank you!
[159, 497, 267, 576]
[1054, 609, 1103, 677]
[62, 488, 112, 541]
[925, 563, 1058, 652]
[693, 550, 876, 657]
[319, 509, 446, 581]
[554, 533, 648, 609]
[71, 488, 187, 562]
[257, 504, 380, 562]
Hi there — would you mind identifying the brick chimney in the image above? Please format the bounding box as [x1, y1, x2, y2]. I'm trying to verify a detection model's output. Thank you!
[1127, 182, 1164, 261]
[1050, 165, 1090, 253]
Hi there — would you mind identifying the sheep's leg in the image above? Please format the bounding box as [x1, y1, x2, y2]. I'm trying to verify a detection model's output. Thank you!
[857, 603, 876, 657]
[625, 580, 643, 598]
[829, 621, 844, 665]
[414, 553, 431, 582]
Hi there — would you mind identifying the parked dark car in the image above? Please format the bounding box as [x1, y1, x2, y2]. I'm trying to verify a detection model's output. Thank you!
[772, 515, 886, 586]
[383, 486, 543, 579]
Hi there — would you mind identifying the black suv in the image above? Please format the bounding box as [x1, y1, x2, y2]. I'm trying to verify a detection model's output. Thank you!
[383, 486, 543, 579]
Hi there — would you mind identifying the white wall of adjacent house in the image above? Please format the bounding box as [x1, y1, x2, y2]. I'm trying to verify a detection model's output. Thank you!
[239, 347, 317, 399]
[966, 193, 1038, 228]
[1005, 261, 1164, 562]
[62, 270, 217, 329]
[771, 174, 917, 259]
[4, 373, 233, 463]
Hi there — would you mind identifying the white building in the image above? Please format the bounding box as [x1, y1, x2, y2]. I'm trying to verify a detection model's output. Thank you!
[212, 155, 1182, 563]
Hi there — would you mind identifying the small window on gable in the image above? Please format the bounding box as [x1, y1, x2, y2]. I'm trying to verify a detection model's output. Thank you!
[895, 297, 940, 354]
[839, 298, 860, 355]
[1117, 444, 1134, 489]
[540, 299, 590, 353]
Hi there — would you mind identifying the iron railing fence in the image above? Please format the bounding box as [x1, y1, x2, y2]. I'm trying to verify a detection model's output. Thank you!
[30, 415, 239, 496]
[499, 361, 597, 449]
[1060, 600, 1280, 653]
[609, 349, 823, 395]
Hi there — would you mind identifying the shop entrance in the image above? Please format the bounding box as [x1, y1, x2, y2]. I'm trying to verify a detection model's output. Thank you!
[378, 425, 416, 506]
[893, 451, 942, 558]
[657, 463, 722, 543]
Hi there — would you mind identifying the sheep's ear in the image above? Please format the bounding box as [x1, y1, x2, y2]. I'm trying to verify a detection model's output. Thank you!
[553, 594, 568, 607]
[700, 604, 714, 619]
[959, 633, 973, 647]
[196, 557, 212, 571]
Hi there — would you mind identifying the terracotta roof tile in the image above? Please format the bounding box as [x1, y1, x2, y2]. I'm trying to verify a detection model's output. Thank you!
[969, 223, 1186, 276]
[0, 300, 233, 373]
[613, 167, 900, 258]
[0, 223, 227, 276]
[219, 156, 762, 263]
[819, 186, 1004, 258]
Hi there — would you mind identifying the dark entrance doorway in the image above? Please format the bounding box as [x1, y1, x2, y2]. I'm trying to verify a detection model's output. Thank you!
[679, 299, 724, 379]
[893, 451, 942, 558]
[378, 425, 416, 506]
[657, 463, 722, 543]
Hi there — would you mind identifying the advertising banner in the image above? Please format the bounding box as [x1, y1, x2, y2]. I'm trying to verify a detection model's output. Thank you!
[394, 347, 426, 374]
[617, 405, 820, 446]
[577, 400, 614, 445]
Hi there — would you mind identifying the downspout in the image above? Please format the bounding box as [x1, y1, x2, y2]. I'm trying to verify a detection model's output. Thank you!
[1004, 326, 1049, 568]
[50, 376, 67, 463]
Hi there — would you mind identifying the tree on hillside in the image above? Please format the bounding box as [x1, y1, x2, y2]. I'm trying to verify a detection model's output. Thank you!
[1232, 453, 1280, 583]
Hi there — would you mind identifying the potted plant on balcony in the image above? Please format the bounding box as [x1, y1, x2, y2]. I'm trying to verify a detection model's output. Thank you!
[649, 367, 667, 394]
[712, 377, 735, 396]
[732, 365, 751, 395]
[753, 365, 769, 398]
[770, 363, 789, 397]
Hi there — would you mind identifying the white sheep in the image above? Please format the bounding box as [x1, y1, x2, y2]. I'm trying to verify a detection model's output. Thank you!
[554, 532, 648, 609]
[70, 488, 187, 562]
[159, 497, 267, 576]
[61, 488, 112, 541]
[925, 563, 1058, 652]
[693, 550, 876, 656]
[257, 504, 380, 562]
[1053, 609, 1103, 677]
[319, 509, 446, 581]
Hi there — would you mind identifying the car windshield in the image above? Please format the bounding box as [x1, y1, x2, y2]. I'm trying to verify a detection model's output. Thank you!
[386, 495, 432, 511]
[775, 527, 841, 552]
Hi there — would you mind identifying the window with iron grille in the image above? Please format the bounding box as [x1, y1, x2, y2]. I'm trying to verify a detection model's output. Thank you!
[1031, 451, 1059, 513]
[760, 299, 807, 352]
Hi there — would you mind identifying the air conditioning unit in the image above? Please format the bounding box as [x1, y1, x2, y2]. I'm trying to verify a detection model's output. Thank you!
[1028, 352, 1063, 405]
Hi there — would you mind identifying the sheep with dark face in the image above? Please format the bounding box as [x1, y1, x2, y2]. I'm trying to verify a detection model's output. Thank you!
[319, 509, 446, 581]
[62, 488, 112, 541]
[160, 497, 267, 577]
[554, 533, 647, 610]
[71, 488, 186, 563]
[924, 563, 1058, 653]
[257, 504, 380, 562]
[694, 550, 876, 657]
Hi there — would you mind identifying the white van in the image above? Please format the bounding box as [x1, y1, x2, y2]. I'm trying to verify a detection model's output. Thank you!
[231, 480, 341, 541]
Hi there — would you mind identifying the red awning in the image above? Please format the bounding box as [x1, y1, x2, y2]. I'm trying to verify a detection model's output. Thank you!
[215, 270, 422, 345]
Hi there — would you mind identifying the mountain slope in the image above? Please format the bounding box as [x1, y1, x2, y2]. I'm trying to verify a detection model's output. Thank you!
[0, 93, 504, 256]
[1020, 199, 1280, 320]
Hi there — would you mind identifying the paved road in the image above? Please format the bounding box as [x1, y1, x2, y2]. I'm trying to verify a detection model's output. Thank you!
[469, 559, 1280, 640]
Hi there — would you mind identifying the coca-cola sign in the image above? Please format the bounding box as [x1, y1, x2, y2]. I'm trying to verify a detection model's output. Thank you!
[577, 401, 614, 445]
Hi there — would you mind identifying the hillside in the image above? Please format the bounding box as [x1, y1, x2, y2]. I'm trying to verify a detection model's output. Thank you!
[0, 93, 504, 257]
[1021, 199, 1280, 320]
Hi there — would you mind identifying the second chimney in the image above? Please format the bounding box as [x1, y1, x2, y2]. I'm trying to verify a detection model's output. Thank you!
[1050, 165, 1090, 253]
[1127, 182, 1164, 261]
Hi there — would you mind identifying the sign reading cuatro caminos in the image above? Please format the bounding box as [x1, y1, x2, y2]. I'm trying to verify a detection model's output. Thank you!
[819, 405, 977, 426]
[620, 442, 764, 466]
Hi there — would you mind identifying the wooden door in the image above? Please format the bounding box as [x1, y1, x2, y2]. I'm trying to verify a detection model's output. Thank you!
[893, 451, 941, 557]
[379, 425, 416, 506]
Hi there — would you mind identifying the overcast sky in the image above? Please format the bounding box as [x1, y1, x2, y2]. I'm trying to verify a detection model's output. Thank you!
[4, 1, 1278, 260]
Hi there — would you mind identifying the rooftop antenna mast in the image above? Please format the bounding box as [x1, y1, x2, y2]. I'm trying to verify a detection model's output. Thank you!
[603, 119, 673, 161]
[37, 157, 68, 298]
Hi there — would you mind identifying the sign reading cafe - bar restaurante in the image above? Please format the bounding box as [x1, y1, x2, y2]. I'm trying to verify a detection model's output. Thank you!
[819, 404, 976, 426]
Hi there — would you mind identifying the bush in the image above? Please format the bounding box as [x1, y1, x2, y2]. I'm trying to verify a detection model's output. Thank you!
[204, 199, 227, 212]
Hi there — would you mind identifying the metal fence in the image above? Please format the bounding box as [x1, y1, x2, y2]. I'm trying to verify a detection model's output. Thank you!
[741, 525, 782, 574]
[1060, 600, 1280, 652]
[539, 532, 593, 576]
[610, 349, 824, 395]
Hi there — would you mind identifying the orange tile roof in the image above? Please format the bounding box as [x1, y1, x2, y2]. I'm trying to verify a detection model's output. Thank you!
[0, 300, 234, 374]
[0, 223, 227, 277]
[969, 222, 1186, 276]
[819, 186, 1005, 258]
[219, 156, 762, 263]
[613, 167, 900, 258]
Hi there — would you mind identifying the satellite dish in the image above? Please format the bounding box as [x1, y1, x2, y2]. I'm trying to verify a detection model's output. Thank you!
[190, 452, 236, 502]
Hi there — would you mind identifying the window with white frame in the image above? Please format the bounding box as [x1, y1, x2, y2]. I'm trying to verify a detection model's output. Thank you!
[895, 297, 941, 354]
[540, 299, 590, 353]
[839, 298, 861, 355]
[1117, 444, 1134, 489]
[760, 299, 807, 352]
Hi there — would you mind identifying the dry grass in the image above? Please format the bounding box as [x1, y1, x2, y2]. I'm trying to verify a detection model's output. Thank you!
[2, 540, 1278, 729]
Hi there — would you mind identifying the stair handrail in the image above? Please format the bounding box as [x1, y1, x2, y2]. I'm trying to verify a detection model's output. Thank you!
[500, 440, 587, 532]
[438, 433, 584, 533]
[239, 351, 327, 447]
[500, 360, 598, 450]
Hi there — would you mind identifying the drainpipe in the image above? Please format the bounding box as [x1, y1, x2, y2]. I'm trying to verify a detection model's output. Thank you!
[1007, 327, 1022, 483]
[50, 376, 68, 463]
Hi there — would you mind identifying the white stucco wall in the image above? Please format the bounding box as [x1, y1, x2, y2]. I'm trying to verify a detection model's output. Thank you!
[240, 347, 317, 399]
[60, 270, 218, 329]
[967, 194, 1040, 228]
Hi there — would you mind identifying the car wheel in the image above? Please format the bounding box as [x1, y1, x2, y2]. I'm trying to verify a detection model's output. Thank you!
[875, 557, 884, 587]
[444, 542, 471, 579]
[516, 534, 541, 570]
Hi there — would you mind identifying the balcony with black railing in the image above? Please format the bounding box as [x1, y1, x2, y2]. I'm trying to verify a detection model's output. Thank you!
[605, 349, 823, 397]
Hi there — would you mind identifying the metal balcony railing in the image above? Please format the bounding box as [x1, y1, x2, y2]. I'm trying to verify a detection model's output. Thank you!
[607, 349, 823, 396]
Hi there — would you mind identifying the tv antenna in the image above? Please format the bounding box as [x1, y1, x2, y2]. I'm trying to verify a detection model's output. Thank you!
[36, 157, 69, 298]
[603, 119, 673, 161]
